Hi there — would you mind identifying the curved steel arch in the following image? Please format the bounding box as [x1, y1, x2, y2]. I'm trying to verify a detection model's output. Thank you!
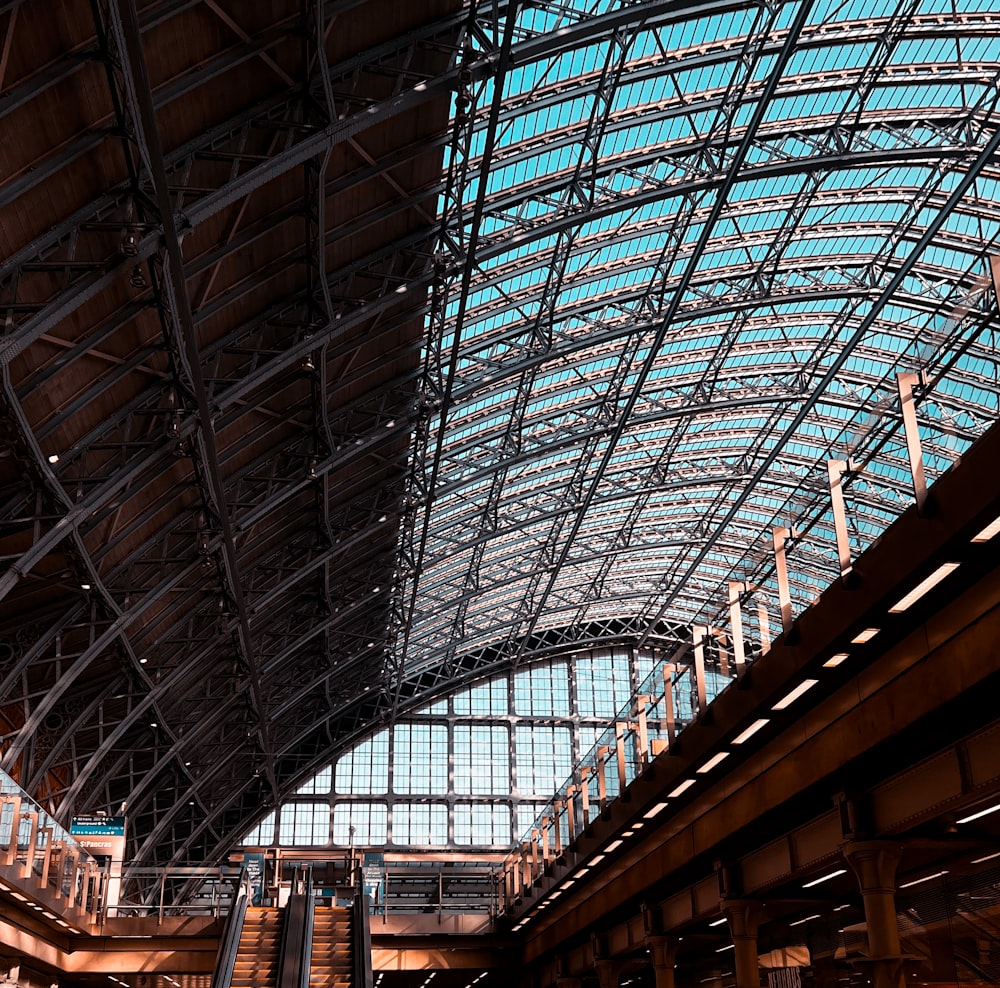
[3, 0, 1000, 875]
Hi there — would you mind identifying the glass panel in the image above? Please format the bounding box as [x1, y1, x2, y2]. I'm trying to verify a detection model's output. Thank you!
[333, 803, 387, 846]
[454, 725, 510, 795]
[335, 729, 389, 793]
[278, 803, 329, 845]
[393, 724, 448, 794]
[391, 803, 449, 845]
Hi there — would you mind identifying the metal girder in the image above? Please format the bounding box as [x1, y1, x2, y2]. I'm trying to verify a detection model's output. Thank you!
[0, 14, 463, 368]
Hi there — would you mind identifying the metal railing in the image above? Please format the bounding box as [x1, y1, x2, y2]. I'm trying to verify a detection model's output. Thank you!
[0, 785, 107, 928]
[210, 868, 251, 988]
[500, 639, 739, 910]
[107, 865, 245, 921]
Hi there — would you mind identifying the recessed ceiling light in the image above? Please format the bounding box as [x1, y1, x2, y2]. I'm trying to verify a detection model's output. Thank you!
[668, 779, 695, 798]
[772, 679, 818, 710]
[972, 514, 1000, 542]
[823, 653, 849, 668]
[605, 839, 623, 852]
[852, 627, 879, 644]
[971, 850, 1000, 864]
[789, 914, 821, 926]
[889, 562, 959, 612]
[697, 751, 730, 773]
[803, 868, 846, 888]
[48, 453, 59, 464]
[899, 870, 947, 889]
[709, 917, 727, 927]
[643, 802, 668, 818]
[732, 719, 769, 744]
[957, 801, 1000, 824]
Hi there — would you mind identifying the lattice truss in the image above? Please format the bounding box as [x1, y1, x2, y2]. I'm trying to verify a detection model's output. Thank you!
[1, 0, 1000, 876]
[392, 0, 1000, 700]
[0, 0, 463, 870]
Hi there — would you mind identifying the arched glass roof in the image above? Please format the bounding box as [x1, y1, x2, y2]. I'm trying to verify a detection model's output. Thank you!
[393, 0, 1000, 698]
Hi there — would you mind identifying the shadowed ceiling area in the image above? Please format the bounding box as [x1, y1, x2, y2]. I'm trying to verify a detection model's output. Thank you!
[1, 0, 999, 871]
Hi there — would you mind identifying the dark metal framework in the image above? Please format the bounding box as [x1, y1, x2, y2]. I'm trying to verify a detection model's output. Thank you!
[0, 0, 999, 875]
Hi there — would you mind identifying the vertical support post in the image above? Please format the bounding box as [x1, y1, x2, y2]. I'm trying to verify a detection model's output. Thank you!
[722, 899, 765, 988]
[692, 627, 708, 715]
[843, 841, 906, 988]
[757, 601, 771, 652]
[21, 812, 38, 878]
[553, 801, 564, 855]
[828, 458, 859, 579]
[728, 583, 748, 677]
[540, 817, 551, 865]
[596, 747, 609, 812]
[772, 526, 795, 636]
[50, 843, 64, 899]
[714, 630, 730, 678]
[3, 797, 22, 865]
[566, 785, 577, 841]
[662, 664, 676, 743]
[646, 936, 680, 988]
[530, 831, 540, 879]
[38, 827, 53, 889]
[579, 767, 591, 828]
[635, 696, 650, 764]
[615, 723, 628, 792]
[897, 371, 928, 514]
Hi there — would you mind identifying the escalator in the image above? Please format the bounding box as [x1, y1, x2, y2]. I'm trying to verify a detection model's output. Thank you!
[231, 906, 285, 988]
[309, 906, 353, 987]
[214, 866, 372, 988]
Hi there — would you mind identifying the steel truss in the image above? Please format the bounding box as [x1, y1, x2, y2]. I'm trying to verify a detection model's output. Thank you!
[397, 0, 1000, 727]
[2, 0, 1000, 880]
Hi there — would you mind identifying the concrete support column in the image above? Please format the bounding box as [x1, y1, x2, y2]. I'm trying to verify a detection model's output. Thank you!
[646, 935, 679, 988]
[722, 899, 765, 988]
[594, 959, 618, 988]
[843, 841, 905, 988]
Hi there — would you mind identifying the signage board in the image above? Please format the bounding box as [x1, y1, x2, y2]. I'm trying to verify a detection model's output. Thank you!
[243, 851, 265, 906]
[69, 815, 127, 909]
[363, 851, 385, 913]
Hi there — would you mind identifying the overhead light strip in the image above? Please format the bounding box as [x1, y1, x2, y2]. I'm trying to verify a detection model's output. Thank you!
[697, 751, 730, 774]
[888, 562, 959, 612]
[733, 719, 769, 744]
[972, 514, 1000, 542]
[802, 868, 846, 888]
[772, 679, 818, 710]
[899, 870, 948, 889]
[957, 801, 1000, 824]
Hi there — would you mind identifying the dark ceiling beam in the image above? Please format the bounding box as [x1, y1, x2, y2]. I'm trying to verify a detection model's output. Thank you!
[636, 125, 1000, 644]
[485, 1, 816, 665]
[0, 14, 462, 367]
[111, 0, 281, 803]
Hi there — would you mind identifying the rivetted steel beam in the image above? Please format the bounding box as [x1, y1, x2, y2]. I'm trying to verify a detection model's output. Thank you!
[507, 0, 818, 663]
[111, 0, 280, 804]
[637, 121, 1000, 644]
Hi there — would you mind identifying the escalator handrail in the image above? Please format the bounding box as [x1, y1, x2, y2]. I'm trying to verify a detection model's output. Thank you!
[211, 867, 251, 988]
[353, 879, 374, 988]
[278, 864, 313, 988]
